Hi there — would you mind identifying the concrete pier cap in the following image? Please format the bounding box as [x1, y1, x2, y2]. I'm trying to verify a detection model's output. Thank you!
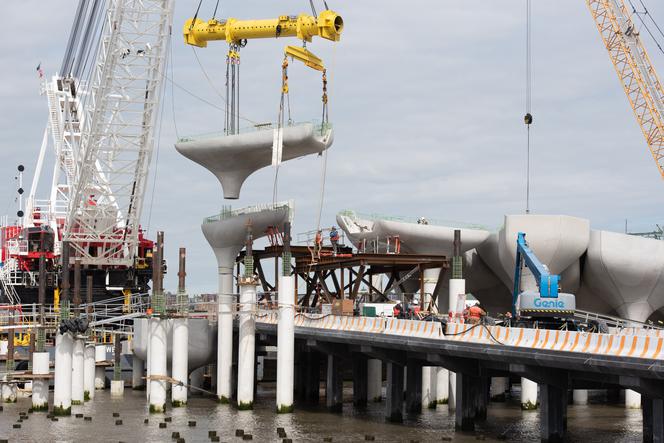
[202, 201, 293, 271]
[583, 229, 664, 322]
[175, 122, 333, 199]
[336, 210, 491, 255]
[494, 214, 590, 293]
[336, 211, 377, 248]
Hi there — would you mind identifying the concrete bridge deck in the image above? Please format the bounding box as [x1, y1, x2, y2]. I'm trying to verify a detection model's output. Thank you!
[253, 313, 664, 442]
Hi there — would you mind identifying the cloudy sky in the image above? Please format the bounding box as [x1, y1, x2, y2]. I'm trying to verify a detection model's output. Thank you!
[1, 0, 663, 294]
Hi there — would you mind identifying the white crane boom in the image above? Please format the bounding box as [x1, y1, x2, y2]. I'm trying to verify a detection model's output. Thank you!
[65, 0, 174, 266]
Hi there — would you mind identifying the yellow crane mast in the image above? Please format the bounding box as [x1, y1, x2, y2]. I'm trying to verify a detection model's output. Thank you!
[586, 0, 664, 178]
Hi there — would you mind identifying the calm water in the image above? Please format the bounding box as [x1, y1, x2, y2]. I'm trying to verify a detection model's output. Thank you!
[0, 386, 642, 442]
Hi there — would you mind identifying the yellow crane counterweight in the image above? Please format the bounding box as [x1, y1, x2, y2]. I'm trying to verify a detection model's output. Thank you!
[184, 10, 343, 47]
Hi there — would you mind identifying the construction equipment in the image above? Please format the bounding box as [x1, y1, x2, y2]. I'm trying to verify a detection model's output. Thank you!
[512, 232, 576, 327]
[1, 0, 174, 303]
[182, 8, 342, 135]
[183, 10, 343, 47]
[586, 0, 664, 179]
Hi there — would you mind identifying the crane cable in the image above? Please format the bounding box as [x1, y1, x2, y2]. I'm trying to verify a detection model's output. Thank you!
[628, 0, 664, 56]
[273, 56, 291, 204]
[524, 0, 533, 215]
[190, 0, 204, 30]
[315, 43, 335, 232]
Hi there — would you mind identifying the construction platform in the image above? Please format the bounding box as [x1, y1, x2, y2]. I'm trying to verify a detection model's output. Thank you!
[238, 245, 449, 308]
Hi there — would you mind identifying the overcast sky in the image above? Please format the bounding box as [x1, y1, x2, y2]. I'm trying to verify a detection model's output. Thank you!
[1, 0, 664, 294]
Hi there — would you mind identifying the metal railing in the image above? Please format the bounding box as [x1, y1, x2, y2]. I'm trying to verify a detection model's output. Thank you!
[338, 209, 492, 231]
[178, 120, 332, 143]
[573, 308, 664, 331]
[203, 200, 293, 224]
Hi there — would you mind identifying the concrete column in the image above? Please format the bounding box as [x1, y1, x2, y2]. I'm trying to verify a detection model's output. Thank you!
[145, 333, 151, 399]
[385, 362, 404, 422]
[132, 356, 145, 390]
[32, 352, 49, 410]
[455, 372, 481, 431]
[54, 332, 74, 415]
[210, 364, 217, 390]
[436, 367, 449, 405]
[626, 389, 641, 409]
[148, 318, 167, 413]
[405, 359, 422, 414]
[448, 278, 464, 412]
[521, 377, 538, 410]
[490, 377, 508, 402]
[217, 266, 234, 404]
[71, 338, 85, 405]
[304, 352, 320, 404]
[84, 344, 95, 400]
[540, 383, 568, 443]
[448, 279, 465, 322]
[367, 359, 382, 402]
[171, 318, 189, 406]
[237, 283, 256, 410]
[422, 366, 437, 409]
[475, 376, 488, 421]
[449, 372, 457, 411]
[352, 355, 368, 407]
[572, 389, 588, 405]
[94, 344, 106, 389]
[276, 273, 295, 413]
[189, 366, 205, 396]
[642, 396, 664, 443]
[294, 350, 306, 402]
[0, 377, 17, 403]
[326, 354, 343, 412]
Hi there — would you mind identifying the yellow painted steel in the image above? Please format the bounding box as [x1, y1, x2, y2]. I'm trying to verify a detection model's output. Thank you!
[184, 10, 343, 47]
[284, 45, 324, 72]
[123, 288, 131, 313]
[54, 287, 60, 313]
[586, 0, 664, 179]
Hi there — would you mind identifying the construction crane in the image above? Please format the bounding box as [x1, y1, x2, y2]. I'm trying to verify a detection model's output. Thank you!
[0, 0, 174, 303]
[182, 8, 343, 134]
[586, 0, 664, 178]
[64, 0, 173, 270]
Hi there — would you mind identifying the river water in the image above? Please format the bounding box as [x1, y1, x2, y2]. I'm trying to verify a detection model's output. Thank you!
[0, 386, 642, 442]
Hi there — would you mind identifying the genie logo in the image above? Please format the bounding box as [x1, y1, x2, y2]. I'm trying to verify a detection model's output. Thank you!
[534, 298, 566, 309]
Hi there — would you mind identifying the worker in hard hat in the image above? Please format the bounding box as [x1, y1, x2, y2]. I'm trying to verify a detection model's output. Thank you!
[411, 298, 421, 318]
[329, 226, 340, 256]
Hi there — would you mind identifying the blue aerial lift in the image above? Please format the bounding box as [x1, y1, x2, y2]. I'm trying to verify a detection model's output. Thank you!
[512, 232, 576, 328]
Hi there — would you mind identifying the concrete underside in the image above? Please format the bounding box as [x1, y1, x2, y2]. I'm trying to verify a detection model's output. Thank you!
[176, 123, 333, 199]
[338, 211, 664, 321]
[132, 318, 215, 370]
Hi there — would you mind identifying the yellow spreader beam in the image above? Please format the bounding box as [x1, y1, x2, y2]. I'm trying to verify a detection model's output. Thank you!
[184, 10, 343, 48]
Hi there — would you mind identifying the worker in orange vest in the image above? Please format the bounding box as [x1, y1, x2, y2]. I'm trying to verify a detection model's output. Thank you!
[466, 303, 486, 325]
[314, 230, 323, 258]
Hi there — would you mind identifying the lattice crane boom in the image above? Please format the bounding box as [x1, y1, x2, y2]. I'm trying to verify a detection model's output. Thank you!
[587, 0, 664, 178]
[65, 0, 174, 266]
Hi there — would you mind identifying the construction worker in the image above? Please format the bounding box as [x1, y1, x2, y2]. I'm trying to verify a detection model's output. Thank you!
[393, 302, 403, 318]
[329, 226, 340, 256]
[411, 299, 421, 317]
[466, 302, 486, 325]
[314, 230, 323, 258]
